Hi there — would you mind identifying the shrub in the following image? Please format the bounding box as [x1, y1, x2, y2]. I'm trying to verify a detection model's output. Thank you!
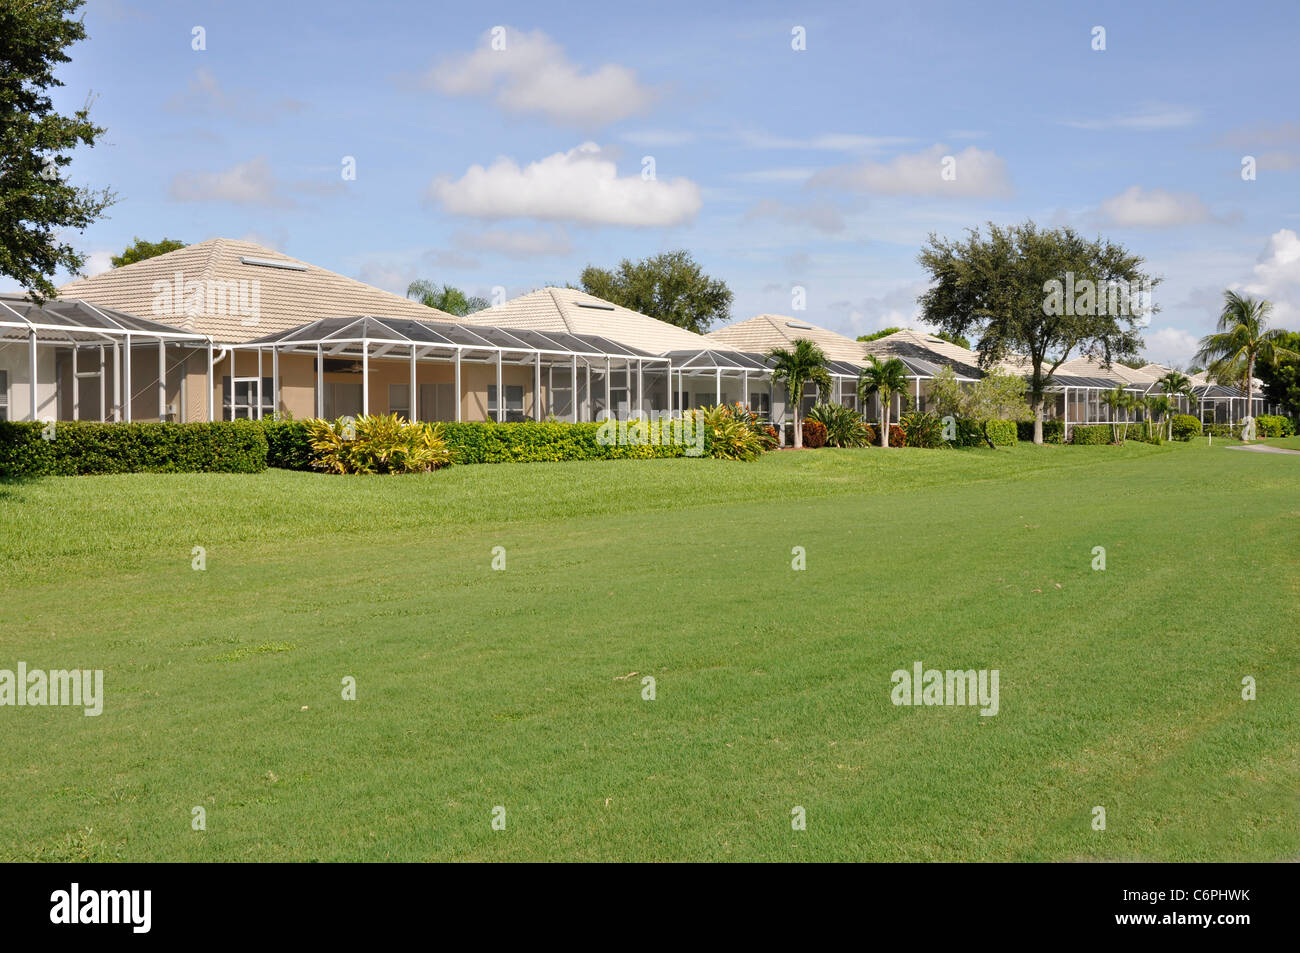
[888, 424, 904, 448]
[983, 419, 1017, 447]
[1016, 420, 1064, 444]
[699, 405, 767, 461]
[440, 419, 702, 463]
[1206, 423, 1239, 439]
[305, 414, 452, 474]
[1171, 414, 1202, 442]
[801, 418, 828, 449]
[899, 411, 945, 448]
[1070, 424, 1112, 445]
[262, 420, 314, 470]
[805, 402, 872, 447]
[0, 420, 267, 478]
[1257, 414, 1296, 438]
[728, 404, 779, 450]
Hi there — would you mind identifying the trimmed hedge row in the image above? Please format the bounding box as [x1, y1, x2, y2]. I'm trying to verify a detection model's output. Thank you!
[0, 421, 268, 478]
[440, 420, 704, 464]
[1015, 420, 1065, 444]
[1069, 423, 1162, 446]
[1257, 414, 1297, 438]
[984, 419, 1018, 447]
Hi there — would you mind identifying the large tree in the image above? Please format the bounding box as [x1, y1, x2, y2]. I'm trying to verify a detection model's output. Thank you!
[580, 250, 732, 333]
[111, 237, 186, 268]
[1257, 329, 1300, 417]
[917, 221, 1158, 444]
[1195, 292, 1297, 436]
[0, 0, 114, 299]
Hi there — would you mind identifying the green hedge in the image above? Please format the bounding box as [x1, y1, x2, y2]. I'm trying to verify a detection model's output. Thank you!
[984, 419, 1018, 447]
[1171, 414, 1202, 441]
[1257, 414, 1297, 438]
[262, 420, 315, 470]
[1070, 424, 1111, 445]
[0, 420, 267, 478]
[440, 420, 705, 464]
[1016, 420, 1064, 444]
[1069, 422, 1163, 446]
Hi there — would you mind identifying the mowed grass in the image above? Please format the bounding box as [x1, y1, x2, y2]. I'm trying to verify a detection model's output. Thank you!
[0, 440, 1296, 861]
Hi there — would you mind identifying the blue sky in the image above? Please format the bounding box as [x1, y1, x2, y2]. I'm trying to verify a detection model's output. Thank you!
[24, 0, 1300, 365]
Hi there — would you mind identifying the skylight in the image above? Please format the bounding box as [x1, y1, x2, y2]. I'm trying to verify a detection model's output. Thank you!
[239, 256, 308, 272]
[575, 301, 615, 310]
[785, 321, 813, 329]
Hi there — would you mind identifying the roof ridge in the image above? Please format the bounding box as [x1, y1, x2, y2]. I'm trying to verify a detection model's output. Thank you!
[547, 286, 577, 333]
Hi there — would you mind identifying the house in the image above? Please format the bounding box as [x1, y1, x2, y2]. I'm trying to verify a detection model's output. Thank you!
[47, 241, 671, 424]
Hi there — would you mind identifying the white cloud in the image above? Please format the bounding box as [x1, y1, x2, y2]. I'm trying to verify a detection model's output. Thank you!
[809, 145, 1011, 198]
[169, 157, 288, 206]
[456, 227, 573, 259]
[1063, 103, 1200, 131]
[731, 167, 816, 183]
[81, 250, 115, 277]
[165, 67, 305, 120]
[738, 131, 912, 152]
[1213, 120, 1300, 150]
[1097, 185, 1213, 227]
[621, 129, 696, 147]
[428, 143, 701, 226]
[1237, 228, 1300, 326]
[1143, 326, 1203, 366]
[428, 28, 656, 127]
[744, 198, 844, 234]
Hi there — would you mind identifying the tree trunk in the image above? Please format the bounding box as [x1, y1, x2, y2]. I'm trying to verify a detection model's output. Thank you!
[792, 378, 802, 448]
[1242, 357, 1254, 440]
[1032, 395, 1044, 445]
[880, 395, 888, 448]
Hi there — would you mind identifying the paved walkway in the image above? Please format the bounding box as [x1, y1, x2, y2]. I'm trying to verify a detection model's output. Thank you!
[1224, 444, 1300, 455]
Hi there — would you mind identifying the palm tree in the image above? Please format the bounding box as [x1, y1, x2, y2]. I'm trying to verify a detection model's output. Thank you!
[1143, 394, 1173, 442]
[858, 356, 909, 448]
[766, 339, 831, 449]
[1100, 386, 1136, 445]
[1153, 370, 1196, 439]
[407, 279, 489, 317]
[1195, 292, 1298, 440]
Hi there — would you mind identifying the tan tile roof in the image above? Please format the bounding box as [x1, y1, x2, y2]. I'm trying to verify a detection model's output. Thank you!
[462, 287, 722, 355]
[1056, 355, 1156, 385]
[705, 314, 867, 362]
[57, 238, 455, 342]
[858, 328, 997, 377]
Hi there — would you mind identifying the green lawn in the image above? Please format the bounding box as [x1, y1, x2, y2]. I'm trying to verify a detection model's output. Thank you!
[1, 440, 1296, 861]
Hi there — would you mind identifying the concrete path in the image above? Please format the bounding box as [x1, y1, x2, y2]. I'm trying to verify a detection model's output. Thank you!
[1224, 444, 1300, 455]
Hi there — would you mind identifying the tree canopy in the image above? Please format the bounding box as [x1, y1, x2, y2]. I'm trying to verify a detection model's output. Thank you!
[917, 220, 1157, 443]
[580, 250, 732, 333]
[111, 237, 186, 268]
[407, 279, 489, 317]
[0, 0, 114, 299]
[1257, 329, 1300, 416]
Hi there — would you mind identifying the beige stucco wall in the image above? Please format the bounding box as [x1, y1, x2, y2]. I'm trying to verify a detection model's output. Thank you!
[198, 352, 554, 422]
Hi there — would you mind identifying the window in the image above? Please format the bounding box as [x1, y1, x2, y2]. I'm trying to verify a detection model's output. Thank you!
[749, 391, 770, 416]
[389, 383, 410, 419]
[222, 376, 274, 420]
[323, 381, 362, 420]
[488, 384, 525, 421]
[0, 369, 7, 421]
